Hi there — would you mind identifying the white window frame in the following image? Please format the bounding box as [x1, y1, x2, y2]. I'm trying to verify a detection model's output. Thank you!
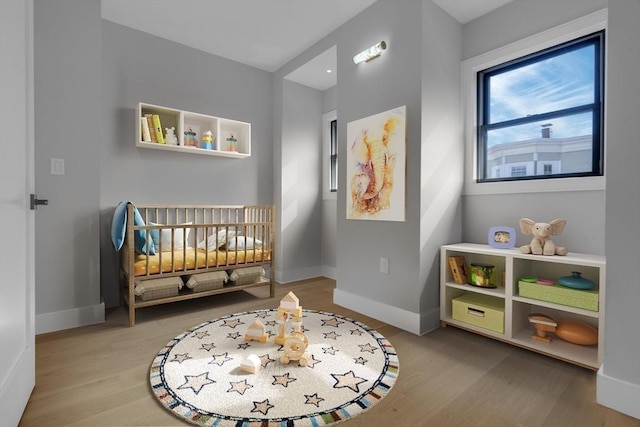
[462, 9, 607, 195]
[322, 110, 337, 200]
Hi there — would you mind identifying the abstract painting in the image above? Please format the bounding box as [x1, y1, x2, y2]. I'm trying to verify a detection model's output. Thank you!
[346, 106, 406, 221]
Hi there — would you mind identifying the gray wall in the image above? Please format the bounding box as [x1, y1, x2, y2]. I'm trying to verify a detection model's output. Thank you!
[327, 0, 462, 334]
[321, 86, 338, 278]
[602, 0, 640, 416]
[418, 0, 464, 329]
[277, 81, 323, 282]
[336, 0, 424, 315]
[34, 0, 103, 332]
[461, 0, 608, 255]
[462, 0, 639, 418]
[100, 21, 273, 307]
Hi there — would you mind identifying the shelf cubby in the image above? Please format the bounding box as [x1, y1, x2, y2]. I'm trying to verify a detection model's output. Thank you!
[441, 243, 605, 370]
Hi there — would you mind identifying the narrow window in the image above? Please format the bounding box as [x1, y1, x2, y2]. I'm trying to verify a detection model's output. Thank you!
[322, 110, 337, 200]
[477, 30, 605, 183]
[330, 119, 337, 192]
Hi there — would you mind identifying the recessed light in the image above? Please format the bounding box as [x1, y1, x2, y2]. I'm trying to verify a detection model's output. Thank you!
[326, 69, 333, 73]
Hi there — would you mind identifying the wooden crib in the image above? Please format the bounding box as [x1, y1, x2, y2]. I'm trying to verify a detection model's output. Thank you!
[119, 204, 275, 326]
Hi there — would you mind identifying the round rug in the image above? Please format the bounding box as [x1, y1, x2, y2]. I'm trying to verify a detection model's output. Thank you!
[150, 309, 399, 426]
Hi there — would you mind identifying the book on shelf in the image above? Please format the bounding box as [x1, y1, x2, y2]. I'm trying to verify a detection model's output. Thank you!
[140, 117, 151, 142]
[448, 256, 468, 285]
[144, 114, 157, 142]
[152, 114, 165, 144]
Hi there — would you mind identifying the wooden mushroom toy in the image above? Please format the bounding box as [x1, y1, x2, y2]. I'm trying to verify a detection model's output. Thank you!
[528, 313, 557, 343]
[528, 313, 598, 345]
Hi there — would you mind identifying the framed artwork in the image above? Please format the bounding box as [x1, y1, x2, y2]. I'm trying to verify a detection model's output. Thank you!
[488, 226, 516, 249]
[346, 106, 406, 221]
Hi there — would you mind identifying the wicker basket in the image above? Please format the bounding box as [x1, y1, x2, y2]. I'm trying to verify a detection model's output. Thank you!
[134, 277, 183, 301]
[185, 271, 228, 292]
[229, 266, 265, 285]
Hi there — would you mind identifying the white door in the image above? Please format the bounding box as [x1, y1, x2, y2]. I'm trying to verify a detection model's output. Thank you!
[0, 1, 36, 426]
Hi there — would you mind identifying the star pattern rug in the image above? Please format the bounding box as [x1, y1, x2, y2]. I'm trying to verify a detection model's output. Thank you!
[150, 309, 399, 426]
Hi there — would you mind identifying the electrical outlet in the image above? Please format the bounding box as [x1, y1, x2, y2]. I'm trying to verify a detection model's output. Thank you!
[380, 257, 389, 274]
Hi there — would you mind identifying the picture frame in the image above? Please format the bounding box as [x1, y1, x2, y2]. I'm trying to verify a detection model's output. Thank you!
[488, 226, 516, 249]
[346, 106, 406, 221]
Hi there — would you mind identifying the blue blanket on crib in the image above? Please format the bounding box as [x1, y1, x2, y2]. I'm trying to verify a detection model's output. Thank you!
[111, 201, 155, 254]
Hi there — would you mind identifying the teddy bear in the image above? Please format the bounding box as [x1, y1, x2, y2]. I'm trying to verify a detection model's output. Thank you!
[519, 218, 568, 256]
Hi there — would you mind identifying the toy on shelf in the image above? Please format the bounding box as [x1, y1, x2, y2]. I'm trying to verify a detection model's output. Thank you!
[519, 218, 567, 256]
[164, 127, 178, 145]
[528, 313, 598, 345]
[226, 133, 237, 152]
[201, 130, 215, 150]
[244, 319, 269, 343]
[184, 127, 197, 147]
[240, 354, 261, 374]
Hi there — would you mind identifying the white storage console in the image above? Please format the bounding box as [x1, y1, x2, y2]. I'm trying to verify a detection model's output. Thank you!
[440, 243, 605, 370]
[136, 102, 251, 158]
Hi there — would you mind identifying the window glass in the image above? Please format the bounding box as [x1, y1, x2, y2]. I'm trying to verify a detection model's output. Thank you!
[477, 30, 604, 182]
[330, 119, 337, 192]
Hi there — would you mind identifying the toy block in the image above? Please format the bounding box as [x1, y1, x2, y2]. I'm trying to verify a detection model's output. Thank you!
[240, 354, 261, 374]
[244, 319, 269, 343]
[280, 291, 299, 309]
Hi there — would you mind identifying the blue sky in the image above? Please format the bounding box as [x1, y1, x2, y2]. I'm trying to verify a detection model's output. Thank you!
[487, 45, 595, 147]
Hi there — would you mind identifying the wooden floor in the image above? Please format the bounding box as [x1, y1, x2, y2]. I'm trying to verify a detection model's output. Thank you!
[20, 278, 638, 427]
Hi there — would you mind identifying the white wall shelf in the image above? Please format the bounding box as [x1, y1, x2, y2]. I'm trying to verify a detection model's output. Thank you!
[441, 243, 605, 370]
[136, 102, 251, 158]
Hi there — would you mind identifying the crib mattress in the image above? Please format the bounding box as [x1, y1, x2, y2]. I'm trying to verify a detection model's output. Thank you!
[126, 247, 271, 277]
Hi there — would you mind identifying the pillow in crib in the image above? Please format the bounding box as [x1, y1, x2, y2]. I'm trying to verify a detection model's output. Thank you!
[198, 228, 236, 251]
[150, 222, 192, 251]
[225, 236, 263, 250]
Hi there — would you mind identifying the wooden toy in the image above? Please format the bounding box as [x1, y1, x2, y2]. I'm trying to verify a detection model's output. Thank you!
[528, 313, 598, 345]
[280, 291, 300, 310]
[240, 354, 261, 374]
[244, 319, 269, 343]
[280, 332, 311, 366]
[555, 320, 598, 345]
[528, 313, 557, 343]
[274, 291, 303, 345]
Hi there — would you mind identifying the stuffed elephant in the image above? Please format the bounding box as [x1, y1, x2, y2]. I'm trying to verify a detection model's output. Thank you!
[519, 218, 567, 256]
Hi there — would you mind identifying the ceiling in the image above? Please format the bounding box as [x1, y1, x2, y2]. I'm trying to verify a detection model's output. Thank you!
[101, 0, 513, 91]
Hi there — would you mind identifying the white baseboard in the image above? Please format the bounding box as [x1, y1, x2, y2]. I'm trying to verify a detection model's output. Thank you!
[321, 265, 336, 280]
[36, 302, 105, 335]
[597, 364, 640, 419]
[275, 266, 322, 284]
[333, 288, 439, 335]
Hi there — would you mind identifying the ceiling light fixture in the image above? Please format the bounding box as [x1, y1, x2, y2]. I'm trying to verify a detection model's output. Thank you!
[353, 41, 387, 65]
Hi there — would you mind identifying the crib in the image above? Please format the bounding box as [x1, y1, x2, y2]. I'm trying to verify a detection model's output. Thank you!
[118, 204, 275, 326]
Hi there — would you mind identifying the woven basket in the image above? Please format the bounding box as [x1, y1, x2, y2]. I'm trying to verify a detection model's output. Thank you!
[185, 271, 228, 292]
[229, 266, 265, 285]
[134, 277, 182, 301]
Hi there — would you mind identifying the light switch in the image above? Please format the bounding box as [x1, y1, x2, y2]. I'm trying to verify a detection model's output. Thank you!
[380, 257, 389, 274]
[51, 158, 65, 176]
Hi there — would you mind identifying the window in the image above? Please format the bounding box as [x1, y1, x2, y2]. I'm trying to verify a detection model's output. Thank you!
[330, 119, 337, 192]
[511, 165, 527, 177]
[476, 30, 605, 183]
[322, 110, 337, 200]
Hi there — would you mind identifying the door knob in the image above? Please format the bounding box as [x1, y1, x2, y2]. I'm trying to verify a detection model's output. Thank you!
[30, 194, 48, 210]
